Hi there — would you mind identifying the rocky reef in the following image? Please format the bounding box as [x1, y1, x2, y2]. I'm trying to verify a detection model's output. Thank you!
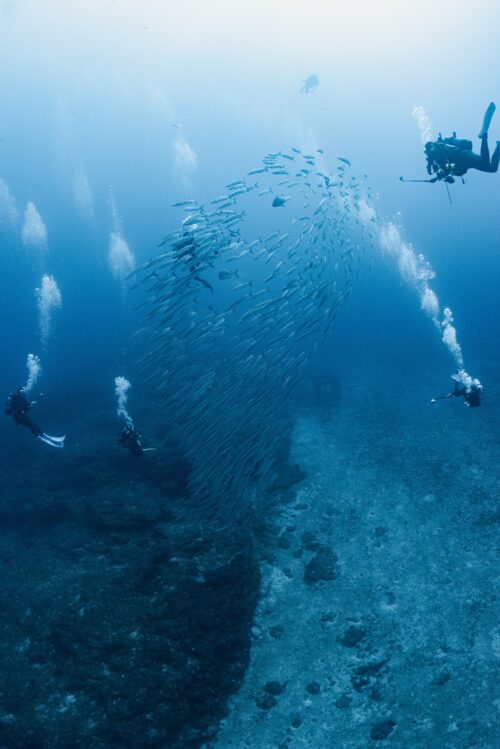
[0, 400, 264, 749]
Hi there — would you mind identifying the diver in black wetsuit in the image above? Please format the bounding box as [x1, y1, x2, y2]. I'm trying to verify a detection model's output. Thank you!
[425, 134, 500, 182]
[118, 424, 144, 456]
[5, 388, 42, 435]
[431, 376, 483, 408]
[424, 102, 500, 183]
[4, 388, 66, 446]
[402, 103, 500, 187]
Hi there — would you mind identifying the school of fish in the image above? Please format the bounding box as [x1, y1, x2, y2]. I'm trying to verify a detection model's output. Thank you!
[132, 149, 376, 514]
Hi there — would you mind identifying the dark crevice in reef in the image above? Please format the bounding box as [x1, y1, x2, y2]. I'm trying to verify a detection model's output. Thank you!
[0, 415, 307, 748]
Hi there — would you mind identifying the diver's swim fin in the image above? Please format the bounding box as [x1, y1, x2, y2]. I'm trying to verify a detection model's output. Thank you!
[479, 102, 496, 138]
[38, 433, 65, 448]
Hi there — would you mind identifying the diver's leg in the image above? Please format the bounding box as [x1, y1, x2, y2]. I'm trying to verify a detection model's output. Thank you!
[14, 412, 42, 436]
[477, 136, 500, 172]
[480, 135, 490, 162]
[466, 142, 492, 172]
[14, 413, 32, 433]
[490, 142, 500, 172]
[24, 415, 43, 437]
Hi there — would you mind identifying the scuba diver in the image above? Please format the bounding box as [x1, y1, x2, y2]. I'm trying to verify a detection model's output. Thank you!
[431, 373, 483, 408]
[4, 388, 66, 447]
[118, 424, 144, 456]
[403, 102, 500, 185]
[425, 132, 500, 183]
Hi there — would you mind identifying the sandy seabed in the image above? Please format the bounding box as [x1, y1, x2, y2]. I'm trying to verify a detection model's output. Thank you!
[212, 366, 499, 749]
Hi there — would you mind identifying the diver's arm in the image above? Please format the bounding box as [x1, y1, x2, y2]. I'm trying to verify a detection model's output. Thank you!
[30, 392, 44, 408]
[430, 393, 453, 403]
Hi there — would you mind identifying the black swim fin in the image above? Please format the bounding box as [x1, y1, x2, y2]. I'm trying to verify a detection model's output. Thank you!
[479, 102, 496, 138]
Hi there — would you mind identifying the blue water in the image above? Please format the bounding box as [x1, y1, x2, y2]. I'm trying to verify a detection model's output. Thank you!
[0, 2, 498, 747]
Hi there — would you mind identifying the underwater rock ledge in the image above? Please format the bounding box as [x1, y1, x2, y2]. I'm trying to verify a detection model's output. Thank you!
[0, 437, 263, 749]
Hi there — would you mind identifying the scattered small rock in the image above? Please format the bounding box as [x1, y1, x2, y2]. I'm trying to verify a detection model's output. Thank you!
[337, 624, 366, 647]
[255, 693, 277, 710]
[351, 659, 388, 693]
[352, 674, 369, 693]
[255, 680, 285, 710]
[351, 676, 370, 694]
[370, 719, 396, 741]
[334, 694, 352, 709]
[301, 531, 319, 550]
[290, 713, 302, 728]
[304, 546, 339, 584]
[264, 680, 285, 696]
[356, 659, 388, 676]
[306, 681, 321, 695]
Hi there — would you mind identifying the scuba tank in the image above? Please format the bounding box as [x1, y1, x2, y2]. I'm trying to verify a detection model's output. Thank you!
[442, 136, 472, 151]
